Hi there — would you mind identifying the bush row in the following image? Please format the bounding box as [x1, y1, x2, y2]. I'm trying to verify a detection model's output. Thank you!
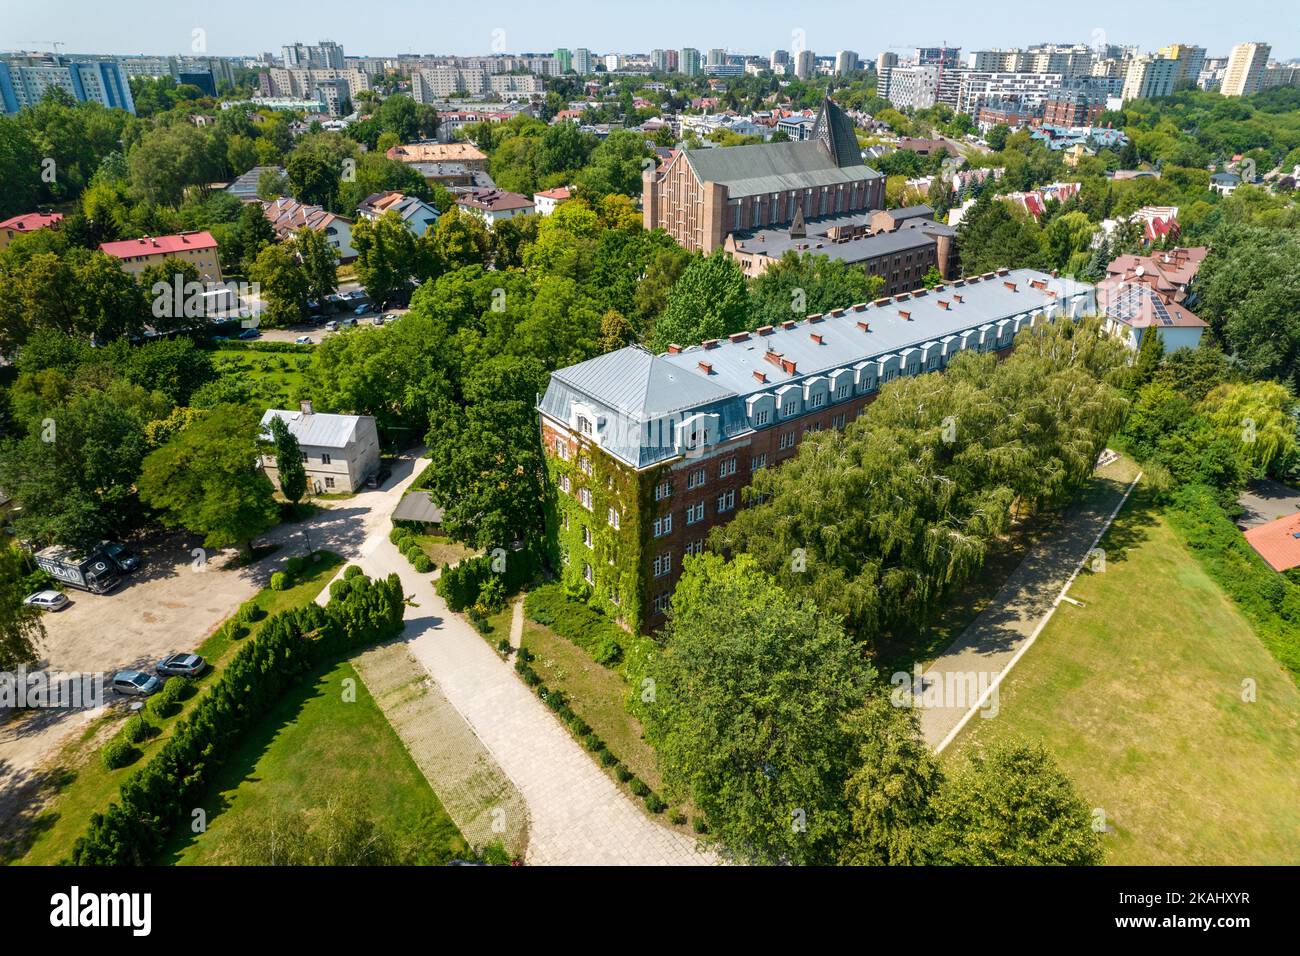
[204, 338, 313, 354]
[513, 650, 667, 817]
[523, 584, 625, 666]
[436, 546, 539, 615]
[71, 570, 406, 865]
[389, 526, 435, 573]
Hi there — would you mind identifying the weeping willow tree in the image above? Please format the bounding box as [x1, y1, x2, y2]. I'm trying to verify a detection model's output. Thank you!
[710, 317, 1129, 652]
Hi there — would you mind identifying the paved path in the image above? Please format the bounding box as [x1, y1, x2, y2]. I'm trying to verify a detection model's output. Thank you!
[508, 599, 524, 651]
[918, 457, 1142, 750]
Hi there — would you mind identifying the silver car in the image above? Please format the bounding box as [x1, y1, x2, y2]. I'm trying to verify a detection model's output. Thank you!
[156, 653, 207, 678]
[24, 590, 69, 611]
[112, 670, 162, 697]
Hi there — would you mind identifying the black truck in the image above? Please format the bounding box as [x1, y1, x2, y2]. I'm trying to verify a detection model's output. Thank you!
[35, 546, 122, 594]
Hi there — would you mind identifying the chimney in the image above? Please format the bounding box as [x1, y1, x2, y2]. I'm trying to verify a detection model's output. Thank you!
[937, 300, 950, 310]
[1003, 281, 1017, 291]
[752, 370, 767, 383]
[899, 310, 911, 320]
[857, 320, 871, 332]
[667, 343, 682, 353]
[300, 400, 314, 415]
[698, 360, 714, 374]
[809, 332, 824, 344]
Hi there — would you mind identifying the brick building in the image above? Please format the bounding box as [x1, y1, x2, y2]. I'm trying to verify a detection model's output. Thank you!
[539, 268, 1094, 632]
[642, 96, 883, 254]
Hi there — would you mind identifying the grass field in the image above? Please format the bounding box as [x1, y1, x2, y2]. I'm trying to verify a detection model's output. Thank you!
[521, 619, 663, 794]
[162, 659, 468, 865]
[8, 553, 342, 866]
[211, 348, 312, 408]
[952, 488, 1300, 865]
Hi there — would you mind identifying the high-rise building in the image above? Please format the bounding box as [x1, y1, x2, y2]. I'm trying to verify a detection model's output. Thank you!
[706, 48, 728, 68]
[572, 48, 593, 75]
[794, 49, 817, 79]
[603, 54, 620, 72]
[835, 50, 859, 75]
[679, 47, 702, 77]
[1121, 54, 1179, 102]
[876, 51, 898, 72]
[916, 46, 961, 68]
[282, 41, 345, 70]
[1157, 44, 1207, 91]
[771, 49, 790, 70]
[651, 49, 674, 72]
[1221, 42, 1271, 96]
[0, 55, 135, 114]
[554, 48, 573, 73]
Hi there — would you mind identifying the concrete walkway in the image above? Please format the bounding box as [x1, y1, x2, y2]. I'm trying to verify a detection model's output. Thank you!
[918, 457, 1142, 750]
[507, 599, 524, 651]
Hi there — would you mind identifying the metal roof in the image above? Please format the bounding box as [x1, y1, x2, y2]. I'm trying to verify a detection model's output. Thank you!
[540, 269, 1095, 470]
[260, 409, 366, 448]
[683, 141, 882, 199]
[392, 490, 444, 524]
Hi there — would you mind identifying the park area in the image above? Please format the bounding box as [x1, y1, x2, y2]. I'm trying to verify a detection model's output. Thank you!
[951, 488, 1300, 865]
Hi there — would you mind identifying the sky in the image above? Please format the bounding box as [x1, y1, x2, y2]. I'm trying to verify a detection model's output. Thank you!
[3, 0, 1295, 60]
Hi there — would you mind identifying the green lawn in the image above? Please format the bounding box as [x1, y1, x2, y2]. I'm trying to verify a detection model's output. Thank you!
[8, 553, 342, 866]
[416, 533, 476, 569]
[211, 348, 312, 408]
[952, 488, 1300, 865]
[162, 659, 468, 865]
[521, 619, 663, 794]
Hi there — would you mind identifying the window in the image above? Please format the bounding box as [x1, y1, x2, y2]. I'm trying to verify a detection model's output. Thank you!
[832, 413, 846, 430]
[863, 375, 877, 392]
[836, 382, 851, 400]
[653, 514, 672, 537]
[652, 593, 671, 614]
[779, 431, 796, 450]
[716, 490, 735, 513]
[686, 502, 705, 525]
[754, 408, 770, 426]
[583, 563, 594, 585]
[608, 507, 620, 529]
[559, 474, 571, 494]
[579, 454, 592, 475]
[583, 526, 593, 548]
[321, 453, 332, 465]
[299, 452, 308, 463]
[654, 480, 672, 501]
[782, 400, 798, 418]
[808, 391, 826, 409]
[653, 552, 673, 578]
[718, 458, 736, 479]
[687, 467, 706, 490]
[751, 453, 767, 471]
[576, 415, 593, 436]
[556, 440, 570, 461]
[685, 539, 705, 556]
[927, 355, 939, 370]
[324, 477, 335, 489]
[578, 487, 593, 510]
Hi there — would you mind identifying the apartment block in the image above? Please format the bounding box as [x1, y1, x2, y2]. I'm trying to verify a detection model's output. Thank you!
[1221, 42, 1271, 96]
[0, 56, 135, 114]
[539, 269, 1095, 632]
[99, 231, 222, 281]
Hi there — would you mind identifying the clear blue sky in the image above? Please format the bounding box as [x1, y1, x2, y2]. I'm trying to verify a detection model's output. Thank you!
[4, 0, 1294, 60]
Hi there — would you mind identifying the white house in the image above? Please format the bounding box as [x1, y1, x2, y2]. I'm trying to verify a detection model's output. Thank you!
[356, 190, 440, 236]
[260, 402, 380, 494]
[456, 187, 534, 229]
[532, 186, 573, 216]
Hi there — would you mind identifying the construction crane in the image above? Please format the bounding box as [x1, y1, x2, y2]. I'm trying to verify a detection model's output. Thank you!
[22, 40, 64, 55]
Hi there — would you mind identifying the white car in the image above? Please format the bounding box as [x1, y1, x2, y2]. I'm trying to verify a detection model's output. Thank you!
[323, 320, 338, 332]
[24, 590, 69, 611]
[295, 335, 313, 344]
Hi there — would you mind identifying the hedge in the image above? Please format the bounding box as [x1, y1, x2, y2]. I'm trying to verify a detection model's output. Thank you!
[70, 572, 406, 865]
[523, 584, 625, 666]
[205, 339, 313, 354]
[437, 547, 539, 612]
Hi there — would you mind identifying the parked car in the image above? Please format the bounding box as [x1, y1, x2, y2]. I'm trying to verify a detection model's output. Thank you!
[338, 317, 357, 329]
[365, 464, 392, 488]
[237, 327, 261, 340]
[156, 652, 208, 678]
[371, 315, 384, 326]
[23, 590, 69, 612]
[354, 303, 372, 316]
[98, 540, 140, 573]
[295, 335, 314, 344]
[112, 670, 162, 697]
[323, 320, 338, 332]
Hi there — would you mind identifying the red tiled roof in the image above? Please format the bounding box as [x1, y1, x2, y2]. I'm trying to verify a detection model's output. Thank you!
[261, 197, 351, 239]
[0, 211, 63, 233]
[457, 188, 533, 213]
[99, 231, 217, 258]
[1244, 513, 1300, 572]
[534, 187, 572, 201]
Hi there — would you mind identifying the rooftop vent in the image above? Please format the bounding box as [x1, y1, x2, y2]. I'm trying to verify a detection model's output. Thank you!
[857, 320, 871, 332]
[937, 300, 950, 310]
[667, 343, 682, 353]
[828, 308, 844, 317]
[703, 338, 721, 349]
[807, 313, 824, 322]
[1003, 281, 1017, 291]
[810, 332, 824, 344]
[729, 331, 750, 343]
[899, 310, 911, 321]
[698, 360, 714, 374]
[780, 320, 796, 329]
[954, 293, 964, 303]
[752, 370, 767, 383]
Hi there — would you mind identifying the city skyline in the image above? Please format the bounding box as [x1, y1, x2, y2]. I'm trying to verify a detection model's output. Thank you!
[5, 0, 1298, 61]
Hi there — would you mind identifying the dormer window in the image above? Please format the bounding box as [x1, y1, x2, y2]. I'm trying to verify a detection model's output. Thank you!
[577, 414, 593, 436]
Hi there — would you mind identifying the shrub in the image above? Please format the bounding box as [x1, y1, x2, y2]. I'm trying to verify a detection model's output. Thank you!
[269, 571, 288, 591]
[614, 764, 633, 783]
[523, 585, 624, 667]
[412, 554, 433, 574]
[692, 817, 709, 834]
[599, 750, 618, 767]
[496, 638, 512, 656]
[517, 646, 534, 663]
[436, 547, 540, 612]
[343, 564, 365, 580]
[102, 740, 141, 770]
[389, 527, 413, 546]
[238, 602, 266, 625]
[121, 715, 156, 745]
[284, 555, 308, 579]
[670, 810, 687, 826]
[581, 732, 602, 752]
[629, 778, 649, 798]
[645, 793, 667, 814]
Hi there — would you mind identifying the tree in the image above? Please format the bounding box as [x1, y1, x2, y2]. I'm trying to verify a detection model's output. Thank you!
[647, 249, 749, 351]
[749, 251, 884, 328]
[0, 548, 45, 670]
[645, 553, 873, 865]
[267, 415, 307, 504]
[575, 129, 651, 199]
[249, 242, 308, 328]
[928, 741, 1104, 865]
[138, 405, 279, 555]
[294, 226, 338, 304]
[839, 695, 942, 865]
[955, 193, 1046, 276]
[429, 206, 490, 271]
[350, 212, 419, 307]
[422, 355, 550, 550]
